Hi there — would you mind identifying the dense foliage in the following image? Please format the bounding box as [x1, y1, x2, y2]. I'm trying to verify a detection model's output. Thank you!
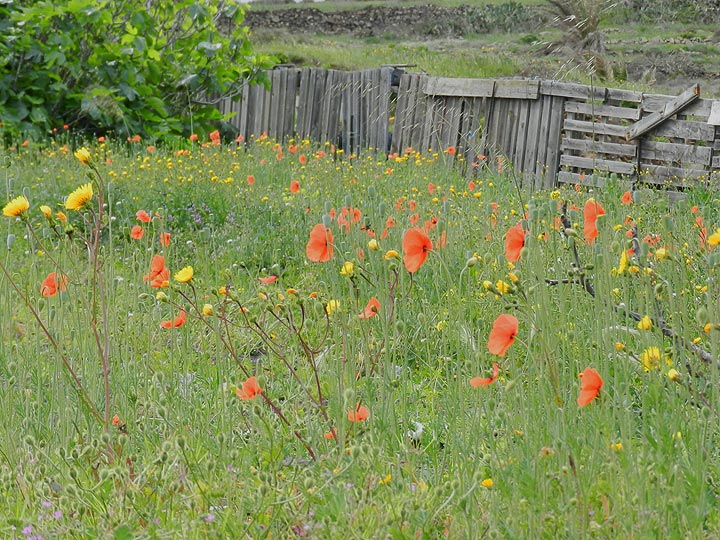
[0, 0, 274, 142]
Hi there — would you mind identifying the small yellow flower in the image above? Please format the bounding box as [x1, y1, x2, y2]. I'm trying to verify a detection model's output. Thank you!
[637, 315, 653, 331]
[550, 190, 561, 200]
[368, 238, 379, 251]
[384, 250, 400, 260]
[641, 346, 661, 371]
[481, 478, 494, 488]
[610, 442, 623, 451]
[482, 280, 493, 291]
[655, 247, 668, 260]
[340, 261, 354, 276]
[74, 147, 91, 165]
[708, 229, 720, 247]
[325, 299, 340, 315]
[704, 323, 713, 333]
[202, 303, 213, 316]
[218, 286, 227, 295]
[615, 342, 625, 351]
[495, 280, 510, 294]
[39, 205, 52, 219]
[174, 266, 194, 283]
[155, 291, 167, 301]
[615, 250, 628, 275]
[2, 195, 30, 217]
[56, 211, 67, 223]
[507, 272, 519, 283]
[667, 368, 679, 381]
[65, 183, 93, 210]
[378, 474, 392, 485]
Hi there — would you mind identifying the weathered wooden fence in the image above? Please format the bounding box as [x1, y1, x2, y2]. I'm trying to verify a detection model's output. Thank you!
[218, 67, 720, 189]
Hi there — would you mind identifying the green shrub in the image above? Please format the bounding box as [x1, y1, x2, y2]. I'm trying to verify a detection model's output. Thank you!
[0, 0, 275, 142]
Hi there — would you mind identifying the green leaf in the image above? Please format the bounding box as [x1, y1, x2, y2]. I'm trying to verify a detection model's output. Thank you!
[114, 525, 133, 540]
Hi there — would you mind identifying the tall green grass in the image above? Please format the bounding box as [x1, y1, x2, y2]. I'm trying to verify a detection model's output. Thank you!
[0, 135, 719, 538]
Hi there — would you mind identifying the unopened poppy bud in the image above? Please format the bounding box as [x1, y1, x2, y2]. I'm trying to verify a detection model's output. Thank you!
[6, 233, 14, 250]
[322, 214, 332, 228]
[654, 283, 665, 296]
[564, 228, 578, 237]
[696, 307, 709, 326]
[156, 291, 167, 302]
[466, 256, 478, 267]
[504, 380, 516, 392]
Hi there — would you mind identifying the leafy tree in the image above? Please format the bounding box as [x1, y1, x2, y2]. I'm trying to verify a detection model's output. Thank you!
[0, 0, 275, 141]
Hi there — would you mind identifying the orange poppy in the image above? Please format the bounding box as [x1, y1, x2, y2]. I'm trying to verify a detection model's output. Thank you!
[160, 309, 186, 329]
[470, 363, 500, 387]
[40, 272, 69, 297]
[247, 175, 255, 185]
[209, 130, 220, 145]
[358, 297, 381, 319]
[402, 228, 433, 273]
[428, 182, 436, 194]
[487, 314, 518, 357]
[583, 199, 606, 245]
[306, 224, 334, 262]
[136, 210, 151, 223]
[504, 223, 525, 262]
[348, 403, 370, 422]
[577, 367, 603, 407]
[236, 376, 262, 400]
[130, 225, 144, 240]
[620, 191, 633, 205]
[290, 180, 300, 193]
[324, 428, 338, 439]
[143, 255, 165, 281]
[468, 181, 476, 191]
[259, 275, 277, 285]
[409, 213, 419, 226]
[298, 154, 307, 165]
[160, 232, 171, 247]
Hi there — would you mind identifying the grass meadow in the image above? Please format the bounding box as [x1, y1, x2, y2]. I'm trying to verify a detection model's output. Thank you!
[1, 134, 720, 538]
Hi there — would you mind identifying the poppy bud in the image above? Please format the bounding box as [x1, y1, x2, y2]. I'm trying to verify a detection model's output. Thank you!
[465, 256, 478, 267]
[6, 233, 14, 250]
[654, 282, 665, 297]
[564, 228, 578, 237]
[322, 214, 332, 228]
[696, 306, 709, 326]
[344, 195, 352, 207]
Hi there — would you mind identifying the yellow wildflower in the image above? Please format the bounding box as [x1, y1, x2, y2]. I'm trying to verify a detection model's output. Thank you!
[641, 346, 661, 371]
[74, 147, 91, 165]
[65, 183, 93, 210]
[39, 205, 52, 219]
[637, 315, 653, 331]
[2, 195, 30, 217]
[667, 368, 679, 381]
[56, 211, 67, 222]
[202, 303, 213, 316]
[340, 261, 354, 276]
[495, 280, 510, 294]
[708, 229, 720, 247]
[325, 299, 340, 315]
[384, 250, 400, 260]
[481, 478, 494, 488]
[368, 238, 379, 251]
[174, 266, 194, 283]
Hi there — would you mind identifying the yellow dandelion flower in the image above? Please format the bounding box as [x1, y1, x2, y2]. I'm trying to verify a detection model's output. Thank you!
[641, 346, 661, 371]
[481, 478, 494, 488]
[74, 147, 91, 165]
[174, 266, 194, 283]
[384, 250, 400, 260]
[325, 299, 340, 315]
[610, 442, 623, 451]
[39, 205, 52, 219]
[56, 211, 67, 222]
[615, 342, 625, 351]
[340, 261, 354, 276]
[495, 279, 510, 294]
[637, 315, 653, 331]
[202, 303, 213, 316]
[2, 195, 30, 217]
[65, 183, 93, 210]
[708, 229, 720, 247]
[667, 368, 679, 381]
[368, 238, 379, 251]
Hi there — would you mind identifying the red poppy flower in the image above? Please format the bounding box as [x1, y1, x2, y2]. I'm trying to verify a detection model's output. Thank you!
[209, 130, 220, 145]
[136, 210, 151, 223]
[358, 297, 381, 319]
[468, 181, 476, 191]
[487, 314, 518, 357]
[160, 232, 171, 247]
[504, 223, 525, 262]
[620, 191, 633, 205]
[348, 403, 370, 422]
[306, 224, 334, 262]
[298, 154, 307, 165]
[402, 228, 433, 273]
[290, 180, 300, 193]
[408, 200, 417, 211]
[409, 213, 419, 226]
[236, 376, 262, 400]
[470, 363, 500, 387]
[324, 428, 338, 439]
[143, 255, 165, 281]
[583, 199, 606, 245]
[247, 175, 255, 185]
[40, 272, 69, 297]
[577, 367, 603, 407]
[428, 182, 436, 194]
[130, 225, 144, 240]
[259, 275, 277, 285]
[189, 133, 198, 142]
[160, 309, 186, 329]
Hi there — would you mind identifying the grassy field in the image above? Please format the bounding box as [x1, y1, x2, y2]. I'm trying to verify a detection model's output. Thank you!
[1, 134, 719, 538]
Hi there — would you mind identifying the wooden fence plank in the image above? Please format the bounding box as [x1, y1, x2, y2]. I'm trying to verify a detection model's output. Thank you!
[564, 101, 641, 120]
[646, 118, 715, 141]
[641, 140, 712, 165]
[540, 80, 607, 100]
[626, 84, 700, 141]
[544, 96, 565, 188]
[564, 119, 628, 137]
[561, 137, 637, 157]
[424, 77, 496, 98]
[560, 155, 636, 175]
